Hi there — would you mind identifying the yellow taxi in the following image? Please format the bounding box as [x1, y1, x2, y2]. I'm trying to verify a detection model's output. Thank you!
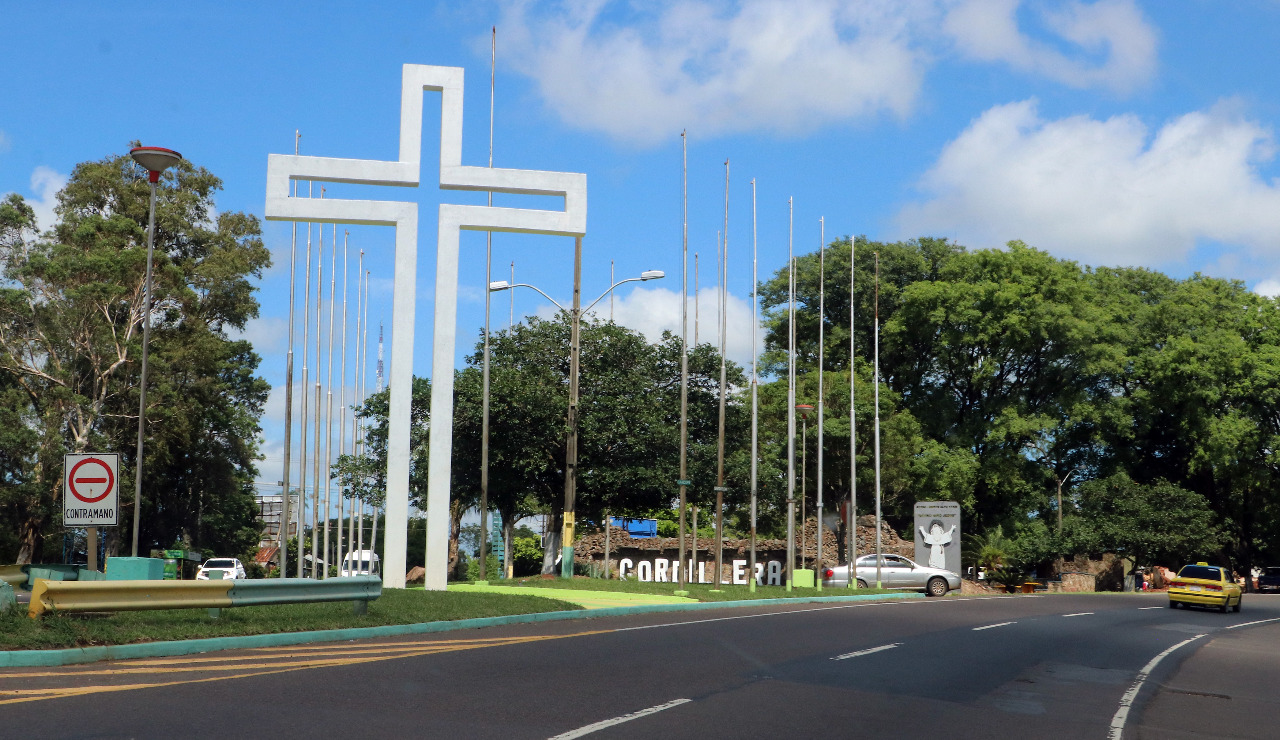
[1168, 562, 1242, 612]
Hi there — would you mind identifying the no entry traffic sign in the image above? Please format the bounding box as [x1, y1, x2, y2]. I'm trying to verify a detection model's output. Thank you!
[64, 453, 119, 526]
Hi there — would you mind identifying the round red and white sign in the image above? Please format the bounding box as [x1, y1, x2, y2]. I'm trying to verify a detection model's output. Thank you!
[68, 457, 115, 503]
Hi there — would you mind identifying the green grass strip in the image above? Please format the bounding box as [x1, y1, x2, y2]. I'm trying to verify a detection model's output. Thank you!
[0, 590, 920, 668]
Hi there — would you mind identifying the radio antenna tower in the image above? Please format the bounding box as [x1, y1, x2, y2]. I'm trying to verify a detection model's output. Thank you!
[376, 322, 385, 393]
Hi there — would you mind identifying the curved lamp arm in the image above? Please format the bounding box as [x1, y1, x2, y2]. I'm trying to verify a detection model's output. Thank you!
[490, 281, 567, 313]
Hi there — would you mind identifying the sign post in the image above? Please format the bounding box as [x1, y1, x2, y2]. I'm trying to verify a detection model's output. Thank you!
[64, 454, 120, 571]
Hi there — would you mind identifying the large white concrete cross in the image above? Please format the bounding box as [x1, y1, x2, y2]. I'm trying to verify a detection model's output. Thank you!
[265, 64, 586, 590]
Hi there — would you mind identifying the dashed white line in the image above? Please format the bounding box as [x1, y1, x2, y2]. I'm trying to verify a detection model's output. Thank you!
[832, 643, 901, 661]
[973, 621, 1015, 631]
[548, 698, 691, 739]
[612, 599, 909, 632]
[1062, 612, 1094, 617]
[1108, 634, 1205, 740]
[1137, 606, 1164, 610]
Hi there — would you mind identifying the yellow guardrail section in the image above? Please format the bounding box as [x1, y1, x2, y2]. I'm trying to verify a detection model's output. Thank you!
[0, 565, 26, 591]
[29, 579, 233, 618]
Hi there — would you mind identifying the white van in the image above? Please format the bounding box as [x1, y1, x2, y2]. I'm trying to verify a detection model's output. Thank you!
[340, 549, 380, 577]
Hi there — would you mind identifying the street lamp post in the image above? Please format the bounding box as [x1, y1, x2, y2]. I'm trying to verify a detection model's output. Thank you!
[128, 146, 182, 558]
[489, 267, 664, 578]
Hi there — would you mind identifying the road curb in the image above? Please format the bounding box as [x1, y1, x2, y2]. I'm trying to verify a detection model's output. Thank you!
[0, 591, 921, 668]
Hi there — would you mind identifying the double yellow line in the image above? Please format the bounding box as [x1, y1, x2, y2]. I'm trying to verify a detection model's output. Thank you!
[0, 630, 609, 706]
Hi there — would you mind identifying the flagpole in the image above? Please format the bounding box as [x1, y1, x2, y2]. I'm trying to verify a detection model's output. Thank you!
[816, 216, 825, 592]
[311, 189, 326, 578]
[337, 230, 349, 571]
[280, 130, 299, 577]
[323, 219, 337, 578]
[749, 177, 758, 592]
[786, 197, 796, 592]
[676, 130, 689, 596]
[713, 158, 729, 591]
[874, 251, 883, 589]
[848, 239, 857, 588]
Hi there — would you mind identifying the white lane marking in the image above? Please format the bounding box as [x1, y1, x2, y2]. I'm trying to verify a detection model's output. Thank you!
[1226, 616, 1280, 630]
[1062, 612, 1094, 617]
[973, 621, 1015, 631]
[832, 643, 901, 661]
[548, 698, 691, 739]
[1137, 606, 1164, 610]
[1108, 634, 1205, 740]
[612, 600, 908, 632]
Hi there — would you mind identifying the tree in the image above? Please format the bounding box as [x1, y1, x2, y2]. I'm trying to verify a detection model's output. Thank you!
[0, 151, 269, 562]
[1065, 473, 1222, 567]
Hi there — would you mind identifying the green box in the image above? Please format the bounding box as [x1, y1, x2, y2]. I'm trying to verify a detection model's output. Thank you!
[77, 568, 106, 581]
[0, 582, 15, 615]
[27, 565, 80, 587]
[793, 568, 816, 588]
[106, 557, 165, 581]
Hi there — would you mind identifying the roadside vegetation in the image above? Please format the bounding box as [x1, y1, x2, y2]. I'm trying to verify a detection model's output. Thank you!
[0, 590, 579, 651]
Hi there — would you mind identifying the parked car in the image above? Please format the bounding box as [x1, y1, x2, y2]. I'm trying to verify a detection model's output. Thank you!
[340, 549, 380, 577]
[1256, 566, 1280, 593]
[821, 554, 961, 597]
[1168, 562, 1241, 612]
[196, 558, 247, 580]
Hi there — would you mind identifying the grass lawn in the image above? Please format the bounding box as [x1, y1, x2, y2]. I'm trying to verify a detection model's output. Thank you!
[472, 575, 900, 601]
[0, 589, 580, 651]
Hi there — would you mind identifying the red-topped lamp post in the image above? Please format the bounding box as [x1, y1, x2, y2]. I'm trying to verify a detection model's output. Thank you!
[129, 146, 182, 557]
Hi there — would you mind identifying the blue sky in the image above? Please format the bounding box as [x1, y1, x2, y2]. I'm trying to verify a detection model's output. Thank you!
[4, 1, 1280, 494]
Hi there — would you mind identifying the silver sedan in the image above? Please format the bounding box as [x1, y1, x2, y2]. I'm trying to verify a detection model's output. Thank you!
[821, 554, 961, 597]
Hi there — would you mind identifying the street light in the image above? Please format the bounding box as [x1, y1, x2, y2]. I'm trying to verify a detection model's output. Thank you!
[128, 145, 182, 558]
[491, 266, 665, 578]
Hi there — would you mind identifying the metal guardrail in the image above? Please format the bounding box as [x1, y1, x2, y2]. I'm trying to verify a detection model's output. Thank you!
[0, 565, 27, 591]
[28, 576, 382, 619]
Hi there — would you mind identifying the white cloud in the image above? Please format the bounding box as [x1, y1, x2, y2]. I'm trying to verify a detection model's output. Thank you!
[499, 0, 1157, 144]
[228, 315, 290, 356]
[547, 284, 761, 367]
[1254, 279, 1280, 298]
[943, 0, 1156, 94]
[24, 166, 67, 233]
[895, 99, 1280, 267]
[501, 0, 929, 144]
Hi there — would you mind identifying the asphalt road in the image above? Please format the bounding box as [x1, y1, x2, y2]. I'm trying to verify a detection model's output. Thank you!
[4, 592, 1279, 739]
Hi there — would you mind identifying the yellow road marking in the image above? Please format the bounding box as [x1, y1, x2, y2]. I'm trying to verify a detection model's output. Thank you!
[0, 630, 611, 705]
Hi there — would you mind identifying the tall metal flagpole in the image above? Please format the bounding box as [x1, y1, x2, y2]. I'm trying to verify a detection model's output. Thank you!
[509, 262, 515, 329]
[676, 130, 689, 596]
[817, 217, 825, 592]
[355, 267, 366, 560]
[323, 221, 337, 578]
[280, 130, 299, 577]
[349, 250, 363, 559]
[874, 252, 883, 589]
[713, 159, 729, 590]
[694, 252, 699, 346]
[849, 239, 857, 588]
[749, 177, 759, 592]
[786, 197, 796, 591]
[478, 24, 496, 585]
[610, 261, 614, 322]
[337, 231, 349, 571]
[311, 190, 326, 578]
[297, 181, 313, 578]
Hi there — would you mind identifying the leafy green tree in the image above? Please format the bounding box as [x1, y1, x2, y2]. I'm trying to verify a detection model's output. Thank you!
[1063, 473, 1222, 567]
[0, 151, 269, 562]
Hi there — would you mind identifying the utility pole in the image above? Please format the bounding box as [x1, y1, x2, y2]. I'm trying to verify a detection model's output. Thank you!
[786, 197, 796, 591]
[816, 217, 825, 591]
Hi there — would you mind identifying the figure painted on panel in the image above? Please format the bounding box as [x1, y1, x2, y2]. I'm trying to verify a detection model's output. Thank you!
[920, 519, 955, 570]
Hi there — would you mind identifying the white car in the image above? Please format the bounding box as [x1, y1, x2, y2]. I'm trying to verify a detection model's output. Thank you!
[196, 558, 247, 580]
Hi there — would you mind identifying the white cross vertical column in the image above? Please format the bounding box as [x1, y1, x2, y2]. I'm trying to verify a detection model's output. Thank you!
[266, 63, 585, 590]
